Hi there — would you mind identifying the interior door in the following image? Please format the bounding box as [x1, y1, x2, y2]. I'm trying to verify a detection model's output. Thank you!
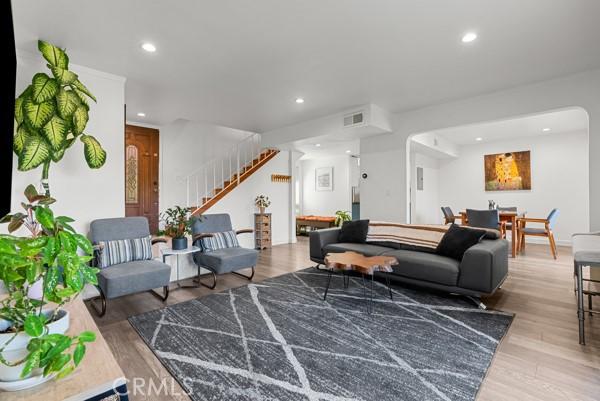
[125, 125, 159, 233]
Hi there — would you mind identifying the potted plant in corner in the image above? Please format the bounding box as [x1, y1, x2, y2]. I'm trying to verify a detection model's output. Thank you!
[0, 185, 98, 391]
[255, 195, 271, 214]
[334, 210, 352, 227]
[159, 206, 193, 250]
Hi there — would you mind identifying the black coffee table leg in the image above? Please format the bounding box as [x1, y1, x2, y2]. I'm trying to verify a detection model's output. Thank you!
[323, 269, 333, 301]
[385, 275, 393, 300]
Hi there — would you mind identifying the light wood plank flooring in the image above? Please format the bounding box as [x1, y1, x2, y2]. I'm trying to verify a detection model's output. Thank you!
[86, 239, 600, 401]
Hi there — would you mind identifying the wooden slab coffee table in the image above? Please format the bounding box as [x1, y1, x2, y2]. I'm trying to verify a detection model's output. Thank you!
[323, 251, 398, 313]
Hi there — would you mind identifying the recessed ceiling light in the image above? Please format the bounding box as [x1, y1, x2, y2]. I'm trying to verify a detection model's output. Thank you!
[542, 128, 551, 132]
[346, 150, 351, 154]
[141, 42, 156, 53]
[137, 112, 146, 117]
[462, 32, 478, 43]
[315, 143, 321, 147]
[475, 137, 483, 141]
[295, 98, 305, 104]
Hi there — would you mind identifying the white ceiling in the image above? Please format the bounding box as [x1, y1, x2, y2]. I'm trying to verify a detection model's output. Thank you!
[12, 0, 600, 132]
[418, 108, 588, 146]
[289, 138, 360, 160]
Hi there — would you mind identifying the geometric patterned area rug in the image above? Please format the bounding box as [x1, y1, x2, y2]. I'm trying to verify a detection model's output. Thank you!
[129, 268, 513, 401]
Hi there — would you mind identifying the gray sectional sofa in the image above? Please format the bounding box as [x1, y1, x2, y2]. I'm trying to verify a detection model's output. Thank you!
[310, 227, 508, 303]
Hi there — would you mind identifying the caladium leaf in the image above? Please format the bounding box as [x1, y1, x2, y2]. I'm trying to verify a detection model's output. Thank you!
[38, 40, 68, 69]
[13, 124, 31, 155]
[18, 135, 51, 171]
[49, 65, 78, 85]
[80, 134, 106, 168]
[31, 73, 59, 104]
[72, 106, 88, 135]
[56, 88, 80, 120]
[23, 97, 55, 129]
[42, 115, 67, 150]
[14, 89, 29, 124]
[71, 79, 96, 102]
[50, 147, 66, 163]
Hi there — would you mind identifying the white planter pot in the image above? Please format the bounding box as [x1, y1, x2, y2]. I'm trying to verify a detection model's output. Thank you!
[0, 309, 70, 391]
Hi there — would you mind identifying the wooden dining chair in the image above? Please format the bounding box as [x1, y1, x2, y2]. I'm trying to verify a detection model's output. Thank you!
[497, 206, 517, 230]
[441, 206, 461, 225]
[517, 209, 559, 259]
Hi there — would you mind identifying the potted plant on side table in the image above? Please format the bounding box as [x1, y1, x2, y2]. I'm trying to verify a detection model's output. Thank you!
[334, 210, 352, 227]
[0, 185, 98, 391]
[255, 195, 271, 214]
[159, 206, 193, 250]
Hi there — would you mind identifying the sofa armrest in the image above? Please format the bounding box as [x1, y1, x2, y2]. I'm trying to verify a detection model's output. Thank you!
[458, 239, 509, 294]
[309, 228, 341, 263]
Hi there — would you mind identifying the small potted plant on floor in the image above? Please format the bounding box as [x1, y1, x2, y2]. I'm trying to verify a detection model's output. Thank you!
[159, 206, 193, 250]
[255, 195, 271, 214]
[0, 185, 98, 390]
[334, 210, 352, 227]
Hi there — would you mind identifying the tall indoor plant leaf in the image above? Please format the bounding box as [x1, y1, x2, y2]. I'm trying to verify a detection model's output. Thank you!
[13, 40, 107, 195]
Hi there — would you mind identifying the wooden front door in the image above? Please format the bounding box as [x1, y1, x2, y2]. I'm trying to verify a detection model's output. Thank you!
[125, 125, 159, 233]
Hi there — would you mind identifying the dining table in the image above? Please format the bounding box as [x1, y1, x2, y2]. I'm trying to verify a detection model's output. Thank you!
[459, 210, 521, 258]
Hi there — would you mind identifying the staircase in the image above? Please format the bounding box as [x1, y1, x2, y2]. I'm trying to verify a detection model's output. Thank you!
[183, 133, 279, 216]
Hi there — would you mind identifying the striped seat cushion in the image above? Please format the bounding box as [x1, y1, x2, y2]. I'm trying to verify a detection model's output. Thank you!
[98, 235, 153, 268]
[200, 230, 239, 252]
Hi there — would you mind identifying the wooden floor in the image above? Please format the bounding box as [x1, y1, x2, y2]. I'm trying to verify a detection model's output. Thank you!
[87, 239, 600, 401]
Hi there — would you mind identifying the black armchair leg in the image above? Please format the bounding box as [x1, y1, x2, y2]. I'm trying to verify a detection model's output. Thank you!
[90, 287, 107, 317]
[150, 285, 170, 302]
[194, 264, 218, 289]
[231, 266, 255, 281]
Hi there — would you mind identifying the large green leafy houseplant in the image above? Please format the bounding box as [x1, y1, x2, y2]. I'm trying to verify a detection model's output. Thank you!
[13, 40, 107, 196]
[0, 185, 98, 380]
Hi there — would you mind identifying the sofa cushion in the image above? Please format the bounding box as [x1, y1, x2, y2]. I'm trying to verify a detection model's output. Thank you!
[195, 247, 259, 274]
[97, 235, 153, 268]
[98, 259, 171, 299]
[436, 224, 486, 261]
[382, 249, 460, 286]
[338, 219, 370, 243]
[200, 230, 239, 252]
[323, 242, 392, 257]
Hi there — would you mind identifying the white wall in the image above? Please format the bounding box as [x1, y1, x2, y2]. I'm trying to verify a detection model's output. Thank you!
[159, 151, 294, 281]
[436, 131, 589, 244]
[159, 119, 256, 212]
[360, 69, 600, 231]
[6, 52, 126, 235]
[300, 156, 352, 217]
[410, 152, 440, 225]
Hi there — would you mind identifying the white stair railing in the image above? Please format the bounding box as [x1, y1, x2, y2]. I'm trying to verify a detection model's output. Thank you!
[182, 133, 265, 211]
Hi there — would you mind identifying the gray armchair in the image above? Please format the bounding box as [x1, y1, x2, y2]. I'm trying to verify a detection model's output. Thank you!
[191, 213, 258, 289]
[89, 217, 171, 316]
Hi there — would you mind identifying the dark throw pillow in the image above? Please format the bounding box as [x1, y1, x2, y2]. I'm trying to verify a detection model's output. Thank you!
[436, 224, 486, 261]
[338, 219, 370, 243]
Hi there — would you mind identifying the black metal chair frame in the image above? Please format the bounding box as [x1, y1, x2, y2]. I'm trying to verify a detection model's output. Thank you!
[192, 230, 256, 289]
[90, 237, 171, 317]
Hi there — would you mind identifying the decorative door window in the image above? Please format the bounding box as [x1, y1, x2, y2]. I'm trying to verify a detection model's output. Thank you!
[125, 145, 139, 203]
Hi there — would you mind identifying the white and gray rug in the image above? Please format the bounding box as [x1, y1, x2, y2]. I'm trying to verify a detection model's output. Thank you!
[129, 268, 513, 401]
